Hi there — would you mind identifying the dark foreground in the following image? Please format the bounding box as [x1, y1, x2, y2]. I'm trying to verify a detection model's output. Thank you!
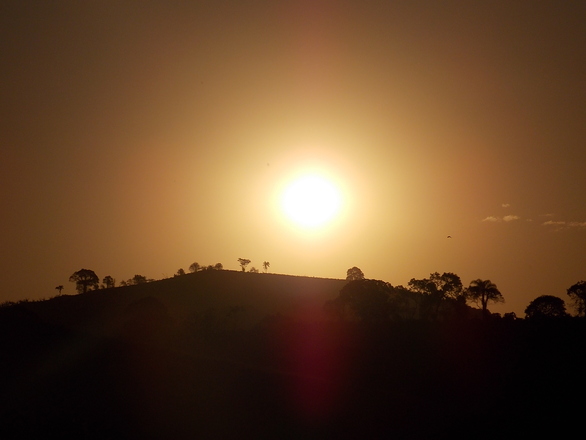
[1, 303, 585, 439]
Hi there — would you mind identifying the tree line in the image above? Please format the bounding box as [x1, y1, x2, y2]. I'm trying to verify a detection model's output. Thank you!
[341, 266, 586, 321]
[61, 265, 586, 321]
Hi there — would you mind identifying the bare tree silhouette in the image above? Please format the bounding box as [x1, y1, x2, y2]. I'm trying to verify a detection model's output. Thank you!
[55, 285, 64, 295]
[263, 261, 270, 273]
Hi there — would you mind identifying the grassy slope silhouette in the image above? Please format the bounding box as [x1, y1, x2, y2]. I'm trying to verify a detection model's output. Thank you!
[24, 270, 347, 334]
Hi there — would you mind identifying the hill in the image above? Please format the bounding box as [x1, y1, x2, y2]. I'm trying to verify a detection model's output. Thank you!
[1, 271, 585, 439]
[21, 270, 348, 335]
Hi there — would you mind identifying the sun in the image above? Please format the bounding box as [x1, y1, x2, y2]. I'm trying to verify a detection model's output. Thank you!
[280, 174, 343, 228]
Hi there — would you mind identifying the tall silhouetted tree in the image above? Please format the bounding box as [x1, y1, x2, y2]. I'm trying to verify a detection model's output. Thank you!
[238, 258, 251, 272]
[346, 266, 365, 281]
[567, 280, 586, 317]
[408, 272, 463, 319]
[55, 285, 64, 295]
[189, 262, 200, 273]
[525, 295, 568, 320]
[69, 269, 99, 294]
[467, 279, 504, 319]
[102, 275, 115, 289]
[263, 261, 270, 273]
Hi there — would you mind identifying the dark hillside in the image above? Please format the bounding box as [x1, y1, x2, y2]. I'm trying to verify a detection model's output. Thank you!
[22, 271, 348, 336]
[2, 274, 586, 438]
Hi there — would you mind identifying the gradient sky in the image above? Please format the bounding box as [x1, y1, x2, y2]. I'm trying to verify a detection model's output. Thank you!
[1, 0, 585, 316]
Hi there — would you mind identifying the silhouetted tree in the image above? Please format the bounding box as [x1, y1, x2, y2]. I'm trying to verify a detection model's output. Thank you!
[189, 262, 200, 273]
[567, 280, 586, 317]
[467, 279, 504, 319]
[130, 274, 148, 285]
[525, 295, 568, 320]
[249, 267, 259, 273]
[408, 272, 463, 320]
[346, 266, 365, 281]
[263, 261, 270, 273]
[55, 285, 64, 295]
[102, 275, 115, 289]
[176, 268, 186, 277]
[69, 269, 99, 294]
[338, 279, 394, 324]
[214, 263, 223, 270]
[238, 258, 251, 272]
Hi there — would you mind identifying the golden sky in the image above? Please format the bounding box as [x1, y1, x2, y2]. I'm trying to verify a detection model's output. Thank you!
[1, 0, 585, 316]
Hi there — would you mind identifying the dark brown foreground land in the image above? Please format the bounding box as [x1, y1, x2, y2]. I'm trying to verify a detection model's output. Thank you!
[1, 271, 584, 439]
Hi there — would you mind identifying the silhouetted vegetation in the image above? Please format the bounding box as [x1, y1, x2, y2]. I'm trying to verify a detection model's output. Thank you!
[525, 295, 568, 320]
[467, 278, 504, 319]
[102, 275, 116, 289]
[237, 258, 251, 272]
[119, 274, 153, 286]
[189, 262, 224, 273]
[69, 268, 99, 293]
[345, 266, 365, 281]
[567, 280, 586, 317]
[3, 270, 586, 438]
[407, 272, 465, 320]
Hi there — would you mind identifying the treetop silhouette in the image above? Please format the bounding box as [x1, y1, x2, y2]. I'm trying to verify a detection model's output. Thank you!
[346, 266, 365, 281]
[69, 269, 99, 294]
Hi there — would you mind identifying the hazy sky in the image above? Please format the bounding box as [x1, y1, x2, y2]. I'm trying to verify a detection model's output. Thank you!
[1, 0, 585, 316]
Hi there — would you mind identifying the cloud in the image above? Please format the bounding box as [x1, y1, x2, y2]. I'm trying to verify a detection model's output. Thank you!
[568, 222, 586, 227]
[501, 203, 510, 208]
[482, 215, 521, 223]
[543, 220, 586, 229]
[543, 220, 565, 226]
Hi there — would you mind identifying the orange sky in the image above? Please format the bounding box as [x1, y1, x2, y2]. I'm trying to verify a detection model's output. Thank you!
[1, 1, 585, 316]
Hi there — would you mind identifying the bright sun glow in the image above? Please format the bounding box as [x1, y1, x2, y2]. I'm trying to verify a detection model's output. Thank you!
[280, 174, 343, 228]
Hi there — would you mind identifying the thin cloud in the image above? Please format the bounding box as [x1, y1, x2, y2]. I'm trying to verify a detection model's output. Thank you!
[543, 220, 586, 230]
[543, 220, 565, 226]
[482, 215, 520, 223]
[501, 203, 510, 208]
[568, 222, 586, 227]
